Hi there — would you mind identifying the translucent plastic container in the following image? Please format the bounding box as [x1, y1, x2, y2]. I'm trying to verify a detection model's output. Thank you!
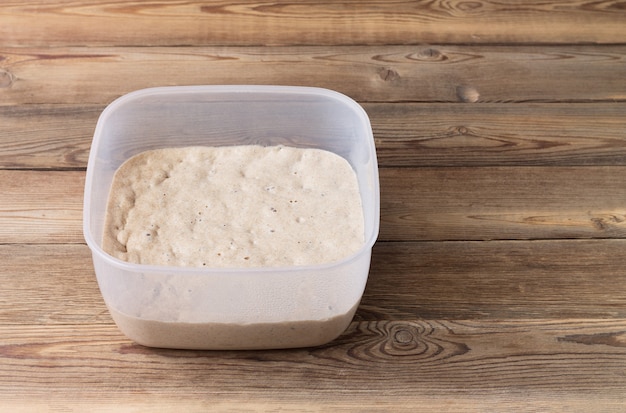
[83, 85, 379, 350]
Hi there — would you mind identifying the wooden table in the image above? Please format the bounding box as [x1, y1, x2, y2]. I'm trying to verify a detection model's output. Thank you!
[2, 2, 626, 411]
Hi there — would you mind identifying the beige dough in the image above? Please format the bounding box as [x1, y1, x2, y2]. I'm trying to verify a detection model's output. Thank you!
[103, 145, 364, 267]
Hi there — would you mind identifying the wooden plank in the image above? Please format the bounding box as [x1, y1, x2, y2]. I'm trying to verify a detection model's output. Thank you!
[5, 399, 623, 413]
[363, 240, 626, 319]
[4, 102, 626, 170]
[1, 1, 624, 47]
[1, 319, 626, 410]
[381, 166, 626, 241]
[3, 166, 626, 244]
[0, 170, 84, 244]
[0, 104, 99, 169]
[1, 45, 625, 105]
[3, 240, 626, 325]
[0, 244, 109, 326]
[371, 102, 626, 167]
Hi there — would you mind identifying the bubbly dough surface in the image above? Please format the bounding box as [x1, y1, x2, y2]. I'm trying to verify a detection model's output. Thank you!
[103, 145, 364, 267]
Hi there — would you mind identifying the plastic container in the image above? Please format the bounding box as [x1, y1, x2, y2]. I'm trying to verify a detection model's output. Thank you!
[83, 85, 379, 350]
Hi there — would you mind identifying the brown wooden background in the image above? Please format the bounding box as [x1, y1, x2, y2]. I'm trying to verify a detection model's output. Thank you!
[2, 1, 626, 411]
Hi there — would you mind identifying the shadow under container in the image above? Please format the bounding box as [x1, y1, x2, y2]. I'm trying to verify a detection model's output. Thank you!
[83, 85, 380, 350]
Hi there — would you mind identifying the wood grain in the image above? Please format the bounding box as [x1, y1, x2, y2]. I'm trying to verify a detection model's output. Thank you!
[0, 170, 84, 244]
[2, 320, 626, 410]
[1, 45, 625, 105]
[380, 166, 626, 241]
[1, 0, 625, 47]
[3, 240, 626, 409]
[370, 102, 626, 167]
[3, 241, 626, 325]
[3, 167, 626, 244]
[364, 240, 626, 319]
[3, 3, 626, 410]
[3, 102, 626, 170]
[0, 104, 98, 169]
[0, 244, 107, 325]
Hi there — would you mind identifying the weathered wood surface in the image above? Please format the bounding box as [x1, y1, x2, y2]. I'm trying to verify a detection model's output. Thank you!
[1, 46, 625, 104]
[3, 102, 626, 169]
[2, 167, 626, 244]
[3, 242, 626, 408]
[2, 0, 626, 411]
[0, 171, 84, 244]
[3, 241, 626, 325]
[1, 0, 624, 46]
[2, 319, 626, 411]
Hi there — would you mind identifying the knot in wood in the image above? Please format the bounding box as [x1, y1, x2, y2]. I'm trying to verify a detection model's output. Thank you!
[456, 85, 480, 103]
[384, 323, 425, 355]
[457, 1, 484, 12]
[0, 69, 14, 88]
[456, 126, 470, 135]
[394, 328, 415, 345]
[416, 48, 446, 61]
[378, 67, 399, 82]
[590, 214, 625, 232]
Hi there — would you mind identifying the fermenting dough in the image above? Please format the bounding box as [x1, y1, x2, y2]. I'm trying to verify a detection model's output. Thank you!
[103, 145, 364, 267]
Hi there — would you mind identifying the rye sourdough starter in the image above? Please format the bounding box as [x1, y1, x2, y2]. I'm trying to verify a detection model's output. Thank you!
[102, 144, 365, 349]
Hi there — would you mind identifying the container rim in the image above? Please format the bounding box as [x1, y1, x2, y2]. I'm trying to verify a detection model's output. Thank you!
[83, 85, 380, 276]
[96, 85, 369, 120]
